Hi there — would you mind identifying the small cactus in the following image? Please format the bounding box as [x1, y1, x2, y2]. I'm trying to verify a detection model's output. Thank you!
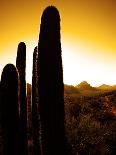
[32, 46, 41, 154]
[0, 64, 20, 155]
[16, 42, 27, 155]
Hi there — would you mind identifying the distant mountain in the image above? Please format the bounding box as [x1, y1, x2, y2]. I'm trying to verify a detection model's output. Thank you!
[97, 84, 111, 89]
[76, 81, 95, 90]
[26, 82, 116, 98]
[97, 84, 116, 90]
[64, 84, 79, 94]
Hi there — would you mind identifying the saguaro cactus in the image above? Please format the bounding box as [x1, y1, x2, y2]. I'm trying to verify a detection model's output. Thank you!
[32, 46, 41, 155]
[38, 6, 65, 155]
[0, 64, 19, 155]
[16, 42, 27, 155]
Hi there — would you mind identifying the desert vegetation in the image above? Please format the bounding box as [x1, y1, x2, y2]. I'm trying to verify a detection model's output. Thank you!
[0, 5, 116, 155]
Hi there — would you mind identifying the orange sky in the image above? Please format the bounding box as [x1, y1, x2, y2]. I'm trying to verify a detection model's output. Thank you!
[0, 0, 116, 86]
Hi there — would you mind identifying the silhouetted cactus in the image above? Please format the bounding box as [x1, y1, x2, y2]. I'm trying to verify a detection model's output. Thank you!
[38, 6, 65, 155]
[16, 42, 27, 155]
[32, 46, 41, 155]
[0, 64, 20, 155]
[0, 81, 3, 154]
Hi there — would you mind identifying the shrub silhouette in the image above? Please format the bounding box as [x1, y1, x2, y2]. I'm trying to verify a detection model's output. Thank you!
[0, 64, 20, 155]
[16, 42, 27, 155]
[38, 6, 65, 155]
[32, 46, 41, 154]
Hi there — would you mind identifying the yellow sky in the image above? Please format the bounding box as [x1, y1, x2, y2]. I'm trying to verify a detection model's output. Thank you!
[0, 0, 116, 86]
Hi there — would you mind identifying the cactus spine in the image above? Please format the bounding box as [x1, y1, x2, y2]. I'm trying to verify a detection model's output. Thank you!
[32, 46, 41, 154]
[16, 42, 27, 155]
[38, 6, 65, 155]
[0, 64, 20, 155]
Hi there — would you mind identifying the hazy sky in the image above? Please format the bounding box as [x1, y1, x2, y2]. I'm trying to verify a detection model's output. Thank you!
[0, 0, 116, 86]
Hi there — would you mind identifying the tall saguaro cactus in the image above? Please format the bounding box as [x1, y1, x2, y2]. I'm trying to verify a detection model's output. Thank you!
[38, 6, 65, 155]
[32, 46, 41, 155]
[0, 64, 19, 155]
[16, 42, 27, 155]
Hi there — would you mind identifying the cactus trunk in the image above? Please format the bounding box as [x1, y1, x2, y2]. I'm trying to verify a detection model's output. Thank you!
[16, 42, 27, 155]
[38, 6, 65, 155]
[32, 46, 41, 154]
[0, 64, 20, 155]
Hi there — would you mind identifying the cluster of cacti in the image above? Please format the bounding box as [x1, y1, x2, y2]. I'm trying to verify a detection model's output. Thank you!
[0, 42, 28, 155]
[0, 6, 65, 155]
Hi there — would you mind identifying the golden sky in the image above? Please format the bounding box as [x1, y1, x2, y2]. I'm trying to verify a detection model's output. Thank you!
[0, 0, 116, 86]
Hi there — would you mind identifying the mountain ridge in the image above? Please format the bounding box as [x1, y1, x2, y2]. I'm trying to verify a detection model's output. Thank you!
[27, 81, 116, 91]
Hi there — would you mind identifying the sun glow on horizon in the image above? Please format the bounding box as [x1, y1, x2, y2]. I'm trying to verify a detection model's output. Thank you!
[62, 39, 116, 87]
[0, 38, 116, 88]
[21, 38, 116, 87]
[1, 0, 116, 87]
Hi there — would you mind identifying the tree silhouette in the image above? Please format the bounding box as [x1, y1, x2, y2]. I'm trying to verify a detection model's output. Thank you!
[38, 6, 65, 155]
[0, 64, 20, 155]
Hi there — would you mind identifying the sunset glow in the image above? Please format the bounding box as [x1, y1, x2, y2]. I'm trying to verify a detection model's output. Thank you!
[1, 0, 116, 86]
